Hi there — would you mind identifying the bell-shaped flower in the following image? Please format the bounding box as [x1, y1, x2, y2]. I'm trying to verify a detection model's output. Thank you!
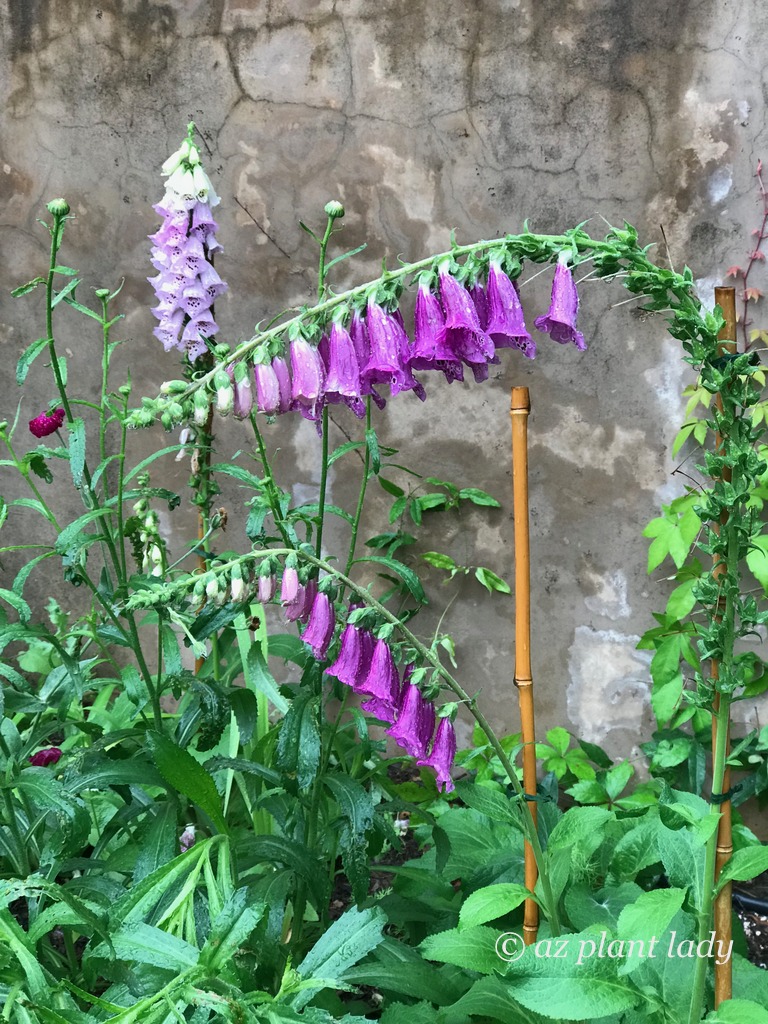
[283, 583, 306, 622]
[281, 565, 300, 605]
[272, 356, 292, 413]
[408, 280, 464, 383]
[361, 695, 397, 724]
[302, 591, 336, 659]
[359, 638, 400, 704]
[298, 578, 318, 623]
[350, 309, 387, 409]
[387, 684, 436, 759]
[470, 280, 489, 329]
[326, 623, 364, 688]
[437, 266, 495, 380]
[364, 301, 426, 400]
[290, 337, 326, 421]
[533, 254, 586, 350]
[258, 573, 276, 603]
[486, 261, 536, 358]
[254, 361, 280, 415]
[231, 363, 253, 418]
[417, 716, 457, 793]
[323, 321, 364, 417]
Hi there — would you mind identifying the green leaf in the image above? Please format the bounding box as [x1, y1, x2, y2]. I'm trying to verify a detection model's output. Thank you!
[351, 555, 426, 604]
[276, 688, 320, 788]
[11, 277, 45, 298]
[16, 337, 49, 385]
[0, 588, 31, 624]
[657, 824, 707, 908]
[616, 887, 686, 974]
[328, 440, 365, 466]
[419, 925, 506, 975]
[200, 887, 266, 970]
[458, 488, 501, 507]
[444, 976, 536, 1024]
[715, 846, 768, 894]
[324, 775, 375, 903]
[666, 578, 698, 620]
[54, 508, 113, 556]
[62, 295, 103, 321]
[246, 646, 289, 713]
[650, 634, 686, 724]
[133, 802, 178, 882]
[475, 566, 511, 594]
[452, 782, 523, 829]
[365, 428, 381, 474]
[609, 817, 661, 880]
[422, 551, 457, 571]
[545, 727, 571, 756]
[459, 883, 531, 928]
[294, 906, 386, 1010]
[53, 265, 78, 276]
[92, 920, 199, 971]
[68, 417, 86, 489]
[209, 462, 263, 487]
[378, 477, 405, 498]
[50, 276, 80, 307]
[706, 999, 768, 1023]
[747, 535, 768, 591]
[146, 732, 227, 834]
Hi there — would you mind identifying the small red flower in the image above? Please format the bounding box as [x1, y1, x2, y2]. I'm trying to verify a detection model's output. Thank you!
[29, 747, 62, 767]
[28, 407, 65, 438]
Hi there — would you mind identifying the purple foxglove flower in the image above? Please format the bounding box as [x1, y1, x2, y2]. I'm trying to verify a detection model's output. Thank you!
[290, 337, 325, 420]
[254, 361, 280, 415]
[230, 363, 253, 419]
[298, 578, 318, 623]
[359, 639, 399, 704]
[283, 584, 307, 622]
[29, 747, 62, 767]
[302, 591, 336, 659]
[29, 408, 65, 438]
[417, 716, 457, 793]
[364, 301, 426, 400]
[387, 684, 436, 759]
[350, 309, 387, 410]
[470, 280, 489, 330]
[361, 695, 397, 724]
[148, 134, 227, 361]
[533, 254, 586, 350]
[437, 267, 495, 378]
[326, 623, 364, 687]
[323, 322, 364, 417]
[408, 281, 464, 383]
[272, 356, 292, 413]
[258, 573, 276, 603]
[281, 566, 300, 605]
[485, 261, 536, 358]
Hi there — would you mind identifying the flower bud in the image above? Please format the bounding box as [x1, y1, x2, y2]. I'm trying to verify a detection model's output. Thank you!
[324, 200, 345, 220]
[193, 390, 210, 426]
[230, 564, 245, 602]
[205, 573, 219, 602]
[161, 411, 174, 431]
[47, 198, 70, 217]
[95, 288, 110, 300]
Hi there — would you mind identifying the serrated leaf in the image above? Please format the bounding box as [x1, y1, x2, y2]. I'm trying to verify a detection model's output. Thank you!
[294, 906, 386, 1010]
[146, 732, 227, 834]
[352, 555, 426, 604]
[459, 883, 531, 929]
[706, 998, 768, 1023]
[200, 887, 266, 970]
[715, 846, 768, 894]
[365, 427, 381, 474]
[68, 417, 86, 488]
[16, 337, 49, 385]
[246, 645, 289, 712]
[419, 925, 505, 975]
[276, 688, 320, 788]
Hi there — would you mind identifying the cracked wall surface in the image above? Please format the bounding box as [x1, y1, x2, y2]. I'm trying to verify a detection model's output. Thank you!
[2, 0, 768, 786]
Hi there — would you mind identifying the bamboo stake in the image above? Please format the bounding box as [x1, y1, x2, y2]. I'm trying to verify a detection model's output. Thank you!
[712, 286, 736, 1007]
[510, 386, 539, 944]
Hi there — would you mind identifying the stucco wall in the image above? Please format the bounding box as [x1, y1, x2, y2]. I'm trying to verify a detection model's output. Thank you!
[1, 0, 766, 763]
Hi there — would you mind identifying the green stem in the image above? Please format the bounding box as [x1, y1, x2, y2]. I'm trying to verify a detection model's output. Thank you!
[345, 398, 372, 576]
[315, 407, 330, 559]
[250, 412, 293, 547]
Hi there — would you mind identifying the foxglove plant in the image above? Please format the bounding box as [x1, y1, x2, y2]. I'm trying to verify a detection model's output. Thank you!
[148, 124, 227, 361]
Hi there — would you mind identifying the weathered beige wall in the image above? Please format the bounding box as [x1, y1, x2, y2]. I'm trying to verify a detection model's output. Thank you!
[1, 0, 766, 762]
